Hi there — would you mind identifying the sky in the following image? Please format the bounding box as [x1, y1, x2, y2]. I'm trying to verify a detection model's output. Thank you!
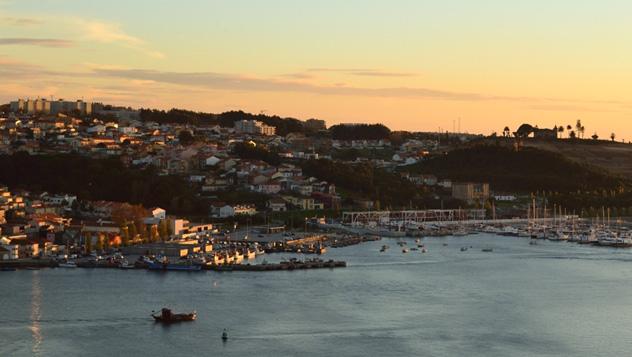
[1, 0, 631, 139]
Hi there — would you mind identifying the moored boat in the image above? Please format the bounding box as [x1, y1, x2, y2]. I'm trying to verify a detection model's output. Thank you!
[58, 261, 77, 268]
[148, 261, 202, 271]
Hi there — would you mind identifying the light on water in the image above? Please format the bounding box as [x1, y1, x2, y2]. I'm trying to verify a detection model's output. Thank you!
[2, 234, 632, 356]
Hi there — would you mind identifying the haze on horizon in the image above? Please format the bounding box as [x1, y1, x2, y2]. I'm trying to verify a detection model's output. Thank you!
[1, 0, 631, 140]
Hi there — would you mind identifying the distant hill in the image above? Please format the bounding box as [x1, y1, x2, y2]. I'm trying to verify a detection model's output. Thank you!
[405, 145, 627, 193]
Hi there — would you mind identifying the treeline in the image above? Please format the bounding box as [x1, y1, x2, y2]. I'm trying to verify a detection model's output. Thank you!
[301, 159, 418, 208]
[0, 153, 206, 215]
[329, 123, 391, 140]
[232, 142, 281, 165]
[407, 145, 627, 193]
[139, 109, 306, 136]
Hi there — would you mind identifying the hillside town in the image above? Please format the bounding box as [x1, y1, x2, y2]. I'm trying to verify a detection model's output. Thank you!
[3, 97, 627, 265]
[0, 98, 496, 263]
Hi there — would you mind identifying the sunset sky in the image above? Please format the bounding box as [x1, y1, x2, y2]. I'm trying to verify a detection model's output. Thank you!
[1, 0, 631, 139]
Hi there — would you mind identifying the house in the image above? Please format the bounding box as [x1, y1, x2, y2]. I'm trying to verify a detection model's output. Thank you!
[234, 204, 257, 216]
[144, 207, 167, 225]
[0, 243, 18, 260]
[494, 195, 517, 202]
[283, 196, 319, 211]
[149, 207, 166, 220]
[255, 183, 281, 195]
[205, 155, 221, 166]
[79, 220, 122, 246]
[41, 193, 77, 207]
[420, 174, 438, 186]
[438, 179, 452, 189]
[211, 203, 235, 218]
[291, 184, 313, 196]
[267, 198, 287, 212]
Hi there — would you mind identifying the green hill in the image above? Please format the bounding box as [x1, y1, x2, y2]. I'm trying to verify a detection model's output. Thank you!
[406, 145, 627, 193]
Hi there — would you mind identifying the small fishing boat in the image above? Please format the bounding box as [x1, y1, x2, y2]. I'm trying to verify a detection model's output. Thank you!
[152, 308, 196, 323]
[222, 329, 228, 341]
[481, 248, 493, 252]
[421, 248, 428, 253]
[460, 247, 468, 252]
[119, 260, 135, 270]
[402, 248, 409, 253]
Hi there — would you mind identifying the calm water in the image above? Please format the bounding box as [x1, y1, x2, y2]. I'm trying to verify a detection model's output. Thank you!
[2, 234, 632, 356]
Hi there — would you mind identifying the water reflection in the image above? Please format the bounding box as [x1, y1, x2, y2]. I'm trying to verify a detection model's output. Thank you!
[29, 271, 42, 355]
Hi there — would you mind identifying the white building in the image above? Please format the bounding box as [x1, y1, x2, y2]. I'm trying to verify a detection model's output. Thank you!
[10, 98, 92, 115]
[149, 207, 167, 220]
[234, 120, 276, 136]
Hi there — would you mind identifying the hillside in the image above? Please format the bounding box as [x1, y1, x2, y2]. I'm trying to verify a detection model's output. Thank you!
[0, 153, 205, 215]
[520, 139, 632, 177]
[406, 145, 627, 193]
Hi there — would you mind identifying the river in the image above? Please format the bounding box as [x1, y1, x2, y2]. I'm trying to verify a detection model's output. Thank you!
[2, 234, 632, 356]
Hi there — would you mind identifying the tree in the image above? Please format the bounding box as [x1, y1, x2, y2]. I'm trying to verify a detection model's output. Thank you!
[143, 226, 150, 243]
[135, 219, 146, 242]
[128, 223, 137, 243]
[329, 123, 391, 140]
[575, 120, 586, 139]
[558, 126, 564, 137]
[158, 220, 169, 241]
[84, 232, 92, 254]
[592, 133, 599, 140]
[178, 130, 195, 146]
[121, 225, 130, 246]
[611, 133, 616, 142]
[150, 225, 159, 243]
[103, 234, 110, 250]
[569, 130, 576, 139]
[566, 125, 572, 138]
[96, 234, 104, 252]
[503, 126, 510, 138]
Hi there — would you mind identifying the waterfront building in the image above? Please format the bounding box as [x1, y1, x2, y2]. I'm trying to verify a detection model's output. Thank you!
[452, 182, 490, 203]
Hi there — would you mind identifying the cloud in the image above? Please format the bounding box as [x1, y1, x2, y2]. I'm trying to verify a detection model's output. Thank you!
[278, 72, 315, 80]
[0, 37, 74, 47]
[76, 19, 164, 58]
[90, 68, 489, 101]
[90, 67, 632, 109]
[307, 68, 417, 77]
[1, 16, 43, 26]
[78, 19, 142, 45]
